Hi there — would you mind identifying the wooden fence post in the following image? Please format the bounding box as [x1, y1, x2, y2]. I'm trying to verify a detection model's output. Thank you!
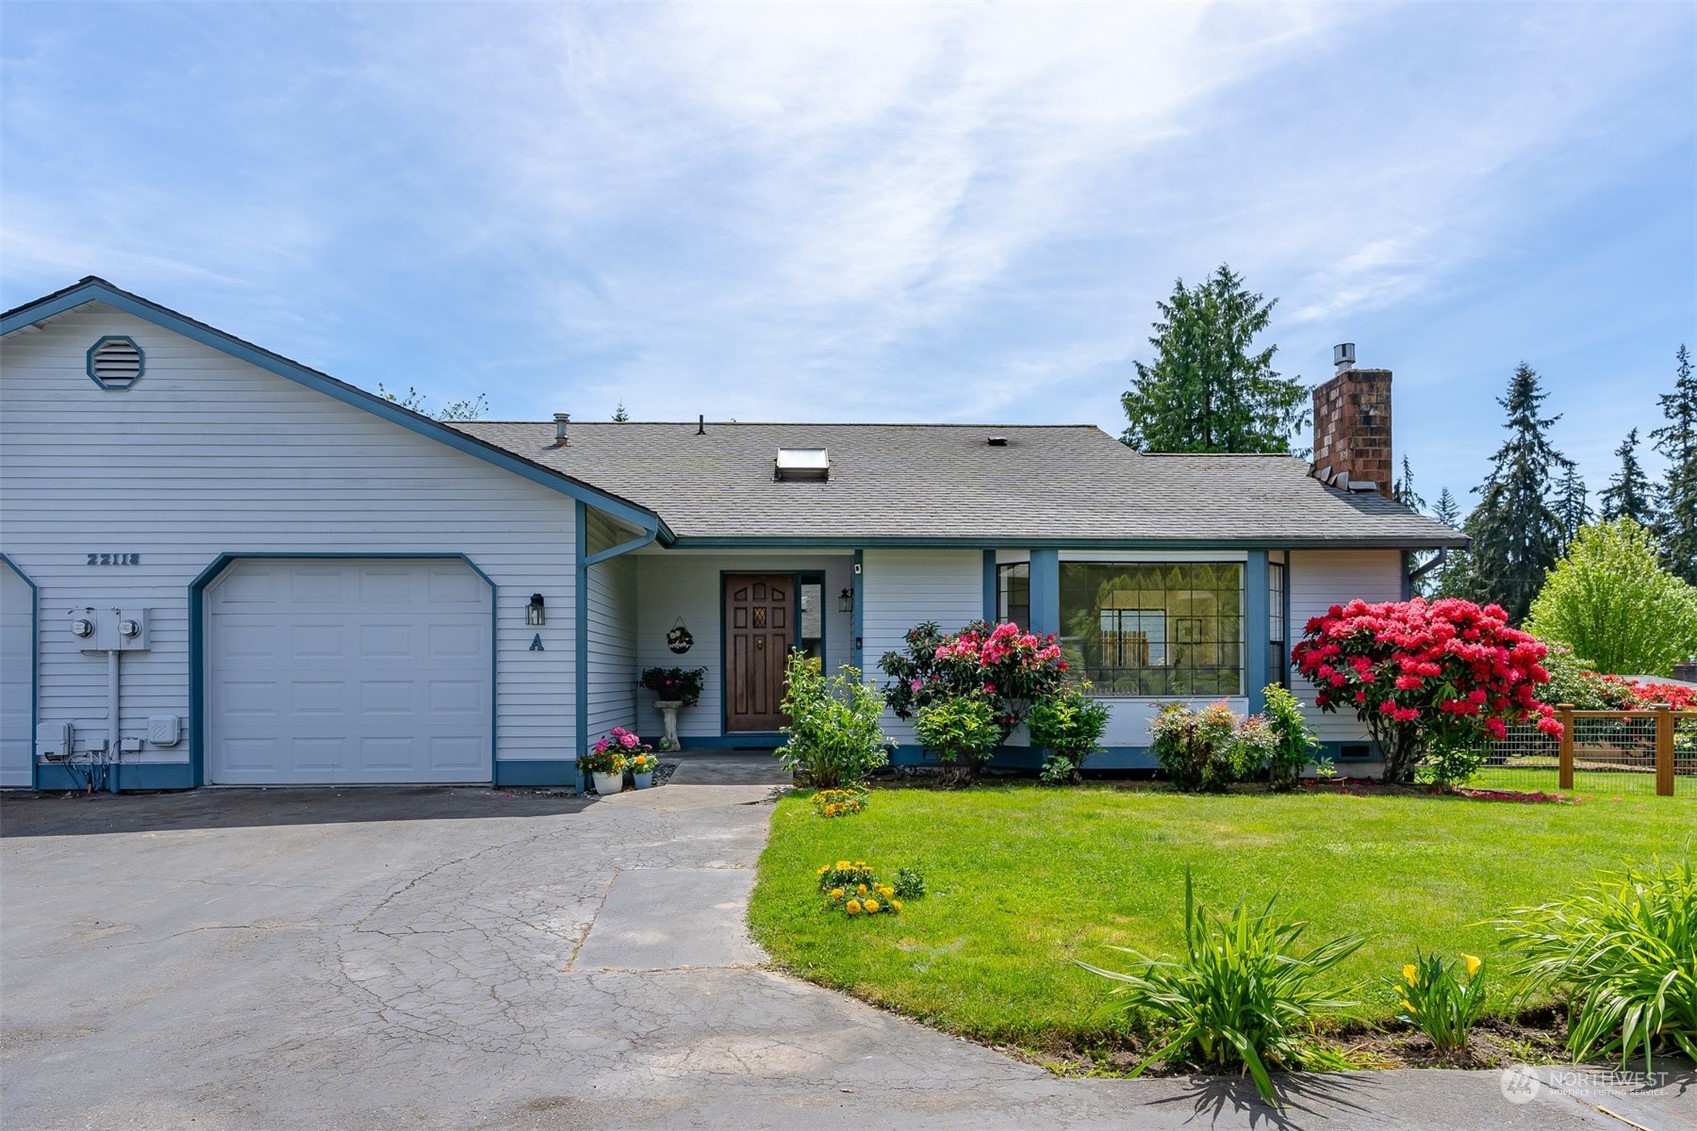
[1558, 704, 1575, 792]
[1655, 706, 1675, 798]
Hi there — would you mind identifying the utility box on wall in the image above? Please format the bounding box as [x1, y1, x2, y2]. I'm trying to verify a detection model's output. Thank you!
[35, 722, 72, 760]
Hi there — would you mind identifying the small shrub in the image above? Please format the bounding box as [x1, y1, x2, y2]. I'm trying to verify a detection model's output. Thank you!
[1077, 870, 1363, 1105]
[811, 788, 868, 818]
[1495, 858, 1697, 1071]
[1027, 682, 1111, 784]
[879, 619, 1067, 736]
[913, 692, 1003, 782]
[1393, 953, 1487, 1054]
[1417, 741, 1486, 789]
[1148, 700, 1251, 791]
[892, 867, 926, 899]
[777, 652, 889, 789]
[1260, 685, 1318, 792]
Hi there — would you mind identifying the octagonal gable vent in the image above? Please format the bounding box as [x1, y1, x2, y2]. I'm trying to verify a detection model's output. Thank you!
[87, 336, 144, 390]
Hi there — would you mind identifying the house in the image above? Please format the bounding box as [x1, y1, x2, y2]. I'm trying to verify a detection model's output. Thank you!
[0, 278, 1464, 791]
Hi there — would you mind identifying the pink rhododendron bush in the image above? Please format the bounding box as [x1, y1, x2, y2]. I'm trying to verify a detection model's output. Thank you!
[1292, 597, 1562, 783]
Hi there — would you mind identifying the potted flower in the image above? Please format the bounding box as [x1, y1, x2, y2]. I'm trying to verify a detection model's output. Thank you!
[579, 740, 627, 796]
[626, 751, 659, 788]
[639, 667, 706, 751]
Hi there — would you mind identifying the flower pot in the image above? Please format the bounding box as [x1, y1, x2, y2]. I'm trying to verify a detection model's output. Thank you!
[632, 771, 654, 789]
[591, 770, 623, 795]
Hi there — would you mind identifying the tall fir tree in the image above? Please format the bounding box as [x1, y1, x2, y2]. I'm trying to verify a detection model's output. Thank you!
[1552, 463, 1591, 549]
[1460, 362, 1569, 624]
[1431, 488, 1469, 598]
[1598, 428, 1654, 527]
[1120, 265, 1309, 453]
[1651, 344, 1697, 583]
[1392, 455, 1425, 511]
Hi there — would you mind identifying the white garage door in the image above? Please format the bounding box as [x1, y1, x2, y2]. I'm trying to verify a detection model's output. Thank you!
[207, 558, 493, 785]
[0, 560, 33, 788]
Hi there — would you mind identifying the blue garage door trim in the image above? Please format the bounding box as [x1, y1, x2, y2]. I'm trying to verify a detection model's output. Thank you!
[0, 554, 38, 791]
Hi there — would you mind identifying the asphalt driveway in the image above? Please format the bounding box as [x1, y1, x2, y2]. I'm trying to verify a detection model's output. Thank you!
[2, 759, 1689, 1130]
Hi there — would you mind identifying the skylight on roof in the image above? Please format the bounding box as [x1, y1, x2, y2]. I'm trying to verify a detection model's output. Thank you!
[774, 448, 829, 481]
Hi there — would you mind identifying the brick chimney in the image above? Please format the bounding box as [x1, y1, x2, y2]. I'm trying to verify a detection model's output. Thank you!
[1311, 344, 1392, 498]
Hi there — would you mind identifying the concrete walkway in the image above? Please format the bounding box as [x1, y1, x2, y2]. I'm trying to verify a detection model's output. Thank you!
[2, 757, 1690, 1129]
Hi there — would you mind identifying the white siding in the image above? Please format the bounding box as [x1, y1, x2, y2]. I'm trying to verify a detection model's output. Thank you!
[585, 553, 638, 747]
[1287, 549, 1404, 744]
[633, 551, 854, 741]
[860, 548, 985, 745]
[0, 303, 581, 772]
[1, 560, 32, 786]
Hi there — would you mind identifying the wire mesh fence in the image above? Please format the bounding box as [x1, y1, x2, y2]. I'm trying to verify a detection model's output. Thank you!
[1472, 709, 1696, 797]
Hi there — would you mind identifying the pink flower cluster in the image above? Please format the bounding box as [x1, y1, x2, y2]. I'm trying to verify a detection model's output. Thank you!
[1292, 596, 1562, 741]
[932, 621, 1066, 672]
[593, 726, 650, 756]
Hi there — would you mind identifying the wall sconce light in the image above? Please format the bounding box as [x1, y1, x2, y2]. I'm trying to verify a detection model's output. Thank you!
[526, 593, 546, 626]
[838, 587, 854, 614]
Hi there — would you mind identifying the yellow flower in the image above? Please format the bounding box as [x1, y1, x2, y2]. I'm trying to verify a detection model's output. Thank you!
[1403, 964, 1417, 985]
[829, 888, 844, 900]
[837, 860, 851, 870]
[846, 900, 862, 914]
[818, 865, 828, 874]
[1401, 1000, 1414, 1012]
[857, 884, 868, 895]
[1463, 954, 1481, 978]
[864, 899, 880, 913]
[891, 900, 902, 912]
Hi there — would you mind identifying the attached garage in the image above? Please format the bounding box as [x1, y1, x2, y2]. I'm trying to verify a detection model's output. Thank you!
[1, 558, 33, 788]
[205, 558, 493, 785]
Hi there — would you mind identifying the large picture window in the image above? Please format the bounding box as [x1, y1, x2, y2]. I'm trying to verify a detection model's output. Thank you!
[1059, 561, 1243, 696]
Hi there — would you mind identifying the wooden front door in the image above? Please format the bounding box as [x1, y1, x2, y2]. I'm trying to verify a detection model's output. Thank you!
[725, 574, 793, 732]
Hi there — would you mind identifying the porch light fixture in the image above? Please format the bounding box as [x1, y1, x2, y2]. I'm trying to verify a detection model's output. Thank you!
[838, 587, 854, 614]
[526, 593, 547, 626]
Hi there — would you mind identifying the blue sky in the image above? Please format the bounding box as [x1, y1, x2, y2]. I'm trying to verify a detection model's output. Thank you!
[3, 2, 1693, 512]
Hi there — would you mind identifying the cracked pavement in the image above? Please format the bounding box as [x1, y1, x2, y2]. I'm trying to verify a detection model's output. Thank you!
[3, 759, 1691, 1130]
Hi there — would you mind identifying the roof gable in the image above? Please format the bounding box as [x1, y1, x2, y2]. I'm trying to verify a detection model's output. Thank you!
[1, 278, 668, 541]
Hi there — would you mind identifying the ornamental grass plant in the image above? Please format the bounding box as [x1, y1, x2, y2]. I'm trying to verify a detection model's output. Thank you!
[1077, 870, 1363, 1105]
[1494, 858, 1697, 1071]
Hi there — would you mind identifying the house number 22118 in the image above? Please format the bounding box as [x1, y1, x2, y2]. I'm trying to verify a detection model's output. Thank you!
[88, 553, 141, 565]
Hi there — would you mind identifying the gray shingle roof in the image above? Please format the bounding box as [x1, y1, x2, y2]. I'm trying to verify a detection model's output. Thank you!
[450, 421, 1467, 548]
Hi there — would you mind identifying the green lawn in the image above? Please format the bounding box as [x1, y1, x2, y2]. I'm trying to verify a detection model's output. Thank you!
[749, 785, 1696, 1051]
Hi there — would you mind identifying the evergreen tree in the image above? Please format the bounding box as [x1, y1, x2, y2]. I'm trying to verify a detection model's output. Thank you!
[1392, 455, 1425, 512]
[1651, 344, 1697, 583]
[1552, 463, 1591, 548]
[1598, 429, 1654, 526]
[1431, 488, 1471, 599]
[1120, 265, 1308, 453]
[1461, 362, 1569, 624]
[613, 401, 630, 423]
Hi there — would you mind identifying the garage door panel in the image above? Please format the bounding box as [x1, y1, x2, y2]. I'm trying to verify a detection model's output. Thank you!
[1, 563, 33, 788]
[208, 559, 492, 785]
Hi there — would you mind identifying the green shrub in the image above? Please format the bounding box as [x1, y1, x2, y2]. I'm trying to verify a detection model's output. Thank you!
[1259, 685, 1318, 791]
[1026, 682, 1111, 784]
[1417, 741, 1487, 789]
[1078, 870, 1363, 1105]
[776, 652, 888, 789]
[1495, 859, 1697, 1071]
[1527, 518, 1697, 677]
[1393, 953, 1487, 1054]
[892, 867, 927, 899]
[914, 692, 1003, 782]
[1149, 700, 1267, 791]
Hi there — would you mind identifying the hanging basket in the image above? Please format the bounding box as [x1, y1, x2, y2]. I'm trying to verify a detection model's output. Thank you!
[666, 618, 694, 654]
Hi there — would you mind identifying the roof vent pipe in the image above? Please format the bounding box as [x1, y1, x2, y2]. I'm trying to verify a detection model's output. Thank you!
[697, 414, 706, 436]
[1333, 343, 1356, 372]
[553, 412, 570, 446]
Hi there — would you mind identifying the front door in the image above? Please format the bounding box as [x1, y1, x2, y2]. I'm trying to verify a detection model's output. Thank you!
[725, 574, 793, 732]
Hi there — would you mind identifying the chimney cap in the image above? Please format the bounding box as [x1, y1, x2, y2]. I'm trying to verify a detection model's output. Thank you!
[1333, 343, 1356, 371]
[553, 412, 570, 446]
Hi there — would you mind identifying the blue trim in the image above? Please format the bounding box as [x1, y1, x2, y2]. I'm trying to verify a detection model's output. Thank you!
[1316, 739, 1378, 764]
[575, 502, 589, 795]
[494, 759, 578, 787]
[584, 522, 658, 566]
[0, 554, 39, 791]
[669, 733, 785, 750]
[851, 550, 864, 672]
[1, 278, 669, 542]
[189, 552, 497, 789]
[667, 535, 1466, 551]
[85, 334, 144, 390]
[1029, 549, 1059, 636]
[35, 761, 194, 791]
[982, 550, 997, 622]
[1245, 550, 1269, 716]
